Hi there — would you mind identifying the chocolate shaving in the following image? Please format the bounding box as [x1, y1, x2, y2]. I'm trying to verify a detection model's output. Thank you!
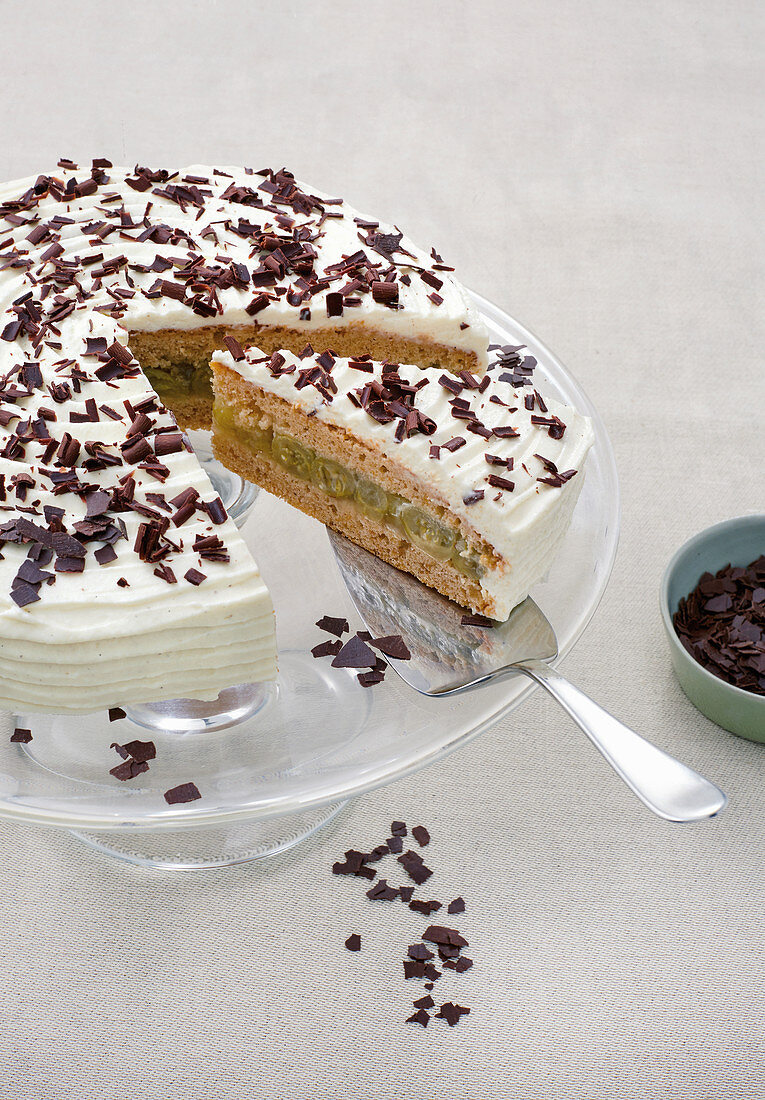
[673, 556, 765, 694]
[222, 334, 245, 361]
[460, 613, 494, 628]
[434, 1002, 470, 1026]
[368, 635, 411, 660]
[331, 634, 377, 669]
[109, 758, 149, 782]
[164, 782, 202, 804]
[316, 615, 349, 636]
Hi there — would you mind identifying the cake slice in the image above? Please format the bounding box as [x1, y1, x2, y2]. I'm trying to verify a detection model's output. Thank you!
[211, 342, 594, 620]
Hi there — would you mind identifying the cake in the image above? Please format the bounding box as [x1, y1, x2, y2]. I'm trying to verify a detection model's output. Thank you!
[211, 342, 594, 619]
[0, 159, 487, 713]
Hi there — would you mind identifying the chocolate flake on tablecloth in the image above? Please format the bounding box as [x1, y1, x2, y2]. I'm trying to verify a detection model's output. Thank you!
[332, 818, 473, 1028]
[406, 1008, 430, 1027]
[367, 879, 399, 901]
[673, 556, 765, 695]
[409, 899, 442, 916]
[398, 849, 433, 884]
[10, 726, 32, 742]
[434, 1002, 470, 1026]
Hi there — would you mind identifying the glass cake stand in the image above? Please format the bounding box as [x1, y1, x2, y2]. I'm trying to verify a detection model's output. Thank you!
[0, 293, 620, 869]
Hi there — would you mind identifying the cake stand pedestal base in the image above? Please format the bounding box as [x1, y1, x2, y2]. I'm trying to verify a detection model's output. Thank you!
[17, 649, 366, 870]
[68, 800, 348, 870]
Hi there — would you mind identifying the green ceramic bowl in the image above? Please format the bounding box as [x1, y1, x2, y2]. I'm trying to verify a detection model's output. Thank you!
[660, 514, 765, 742]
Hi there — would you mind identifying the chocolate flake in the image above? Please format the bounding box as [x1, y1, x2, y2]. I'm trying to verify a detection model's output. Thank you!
[673, 556, 765, 694]
[423, 925, 468, 949]
[397, 850, 433, 884]
[406, 1008, 430, 1027]
[114, 739, 157, 763]
[10, 727, 32, 743]
[434, 1002, 470, 1026]
[332, 849, 377, 880]
[366, 878, 399, 901]
[368, 635, 411, 660]
[164, 782, 202, 804]
[316, 615, 349, 637]
[331, 634, 377, 669]
[109, 758, 150, 782]
[461, 614, 494, 628]
[409, 899, 443, 916]
[344, 933, 361, 952]
[409, 941, 433, 959]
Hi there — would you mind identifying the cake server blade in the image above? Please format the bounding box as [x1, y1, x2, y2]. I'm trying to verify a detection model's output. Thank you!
[327, 530, 727, 823]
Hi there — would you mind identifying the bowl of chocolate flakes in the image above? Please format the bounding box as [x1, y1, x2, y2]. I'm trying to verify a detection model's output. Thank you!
[661, 514, 765, 742]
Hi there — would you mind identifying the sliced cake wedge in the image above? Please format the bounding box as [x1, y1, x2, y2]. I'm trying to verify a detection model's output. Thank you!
[211, 342, 594, 620]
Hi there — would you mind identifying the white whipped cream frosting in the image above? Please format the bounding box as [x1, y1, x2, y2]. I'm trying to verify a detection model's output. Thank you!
[0, 164, 488, 357]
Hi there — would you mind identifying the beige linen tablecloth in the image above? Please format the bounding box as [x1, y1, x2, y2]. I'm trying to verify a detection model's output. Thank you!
[0, 2, 763, 1097]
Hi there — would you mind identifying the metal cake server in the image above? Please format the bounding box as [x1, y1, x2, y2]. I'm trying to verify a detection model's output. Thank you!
[327, 531, 727, 823]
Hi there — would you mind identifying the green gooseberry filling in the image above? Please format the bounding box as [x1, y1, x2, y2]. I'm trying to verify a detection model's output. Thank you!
[146, 362, 213, 401]
[213, 404, 484, 579]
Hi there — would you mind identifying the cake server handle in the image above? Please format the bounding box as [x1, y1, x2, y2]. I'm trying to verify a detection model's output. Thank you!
[515, 659, 727, 822]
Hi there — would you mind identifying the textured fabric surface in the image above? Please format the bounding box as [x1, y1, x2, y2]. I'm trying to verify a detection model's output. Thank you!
[1, 1, 763, 1097]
